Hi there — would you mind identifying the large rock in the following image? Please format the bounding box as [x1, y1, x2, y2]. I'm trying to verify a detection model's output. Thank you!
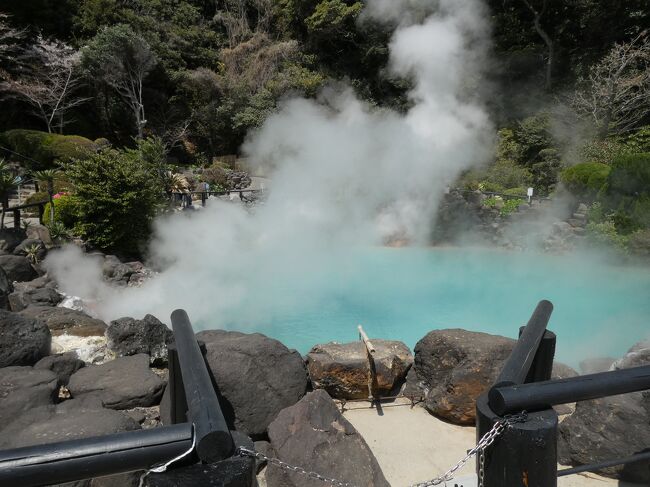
[67, 354, 165, 409]
[9, 284, 62, 311]
[0, 309, 51, 367]
[196, 330, 308, 438]
[35, 352, 85, 385]
[558, 392, 650, 483]
[0, 228, 27, 254]
[106, 315, 171, 366]
[20, 305, 107, 336]
[558, 340, 650, 483]
[0, 254, 38, 282]
[0, 366, 58, 429]
[26, 224, 53, 247]
[0, 397, 140, 449]
[410, 329, 516, 425]
[579, 357, 616, 374]
[13, 238, 48, 261]
[0, 266, 11, 309]
[306, 340, 413, 399]
[266, 390, 389, 487]
[613, 340, 650, 370]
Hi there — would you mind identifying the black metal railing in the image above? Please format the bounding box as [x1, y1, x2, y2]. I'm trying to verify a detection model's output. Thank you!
[478, 300, 650, 486]
[0, 310, 253, 487]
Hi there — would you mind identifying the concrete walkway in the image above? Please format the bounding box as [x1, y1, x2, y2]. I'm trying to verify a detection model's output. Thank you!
[342, 399, 641, 487]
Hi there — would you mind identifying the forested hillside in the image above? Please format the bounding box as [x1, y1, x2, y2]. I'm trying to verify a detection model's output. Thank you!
[0, 0, 649, 255]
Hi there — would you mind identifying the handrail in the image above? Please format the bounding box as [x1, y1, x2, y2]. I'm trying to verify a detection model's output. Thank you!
[493, 300, 553, 387]
[0, 424, 193, 487]
[170, 309, 234, 462]
[488, 364, 650, 415]
[0, 200, 48, 213]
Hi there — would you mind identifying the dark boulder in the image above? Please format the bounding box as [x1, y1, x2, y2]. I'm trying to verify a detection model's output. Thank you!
[106, 315, 172, 366]
[558, 341, 650, 483]
[67, 354, 165, 409]
[0, 254, 38, 282]
[306, 340, 413, 399]
[196, 330, 309, 438]
[35, 352, 85, 385]
[558, 392, 650, 483]
[20, 305, 107, 336]
[613, 340, 650, 370]
[0, 398, 140, 449]
[9, 284, 62, 311]
[409, 329, 515, 425]
[0, 309, 51, 367]
[0, 228, 27, 254]
[266, 390, 389, 487]
[13, 238, 48, 261]
[0, 266, 11, 309]
[0, 366, 58, 428]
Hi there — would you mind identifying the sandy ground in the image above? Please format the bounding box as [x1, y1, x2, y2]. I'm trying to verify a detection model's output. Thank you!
[342, 399, 642, 487]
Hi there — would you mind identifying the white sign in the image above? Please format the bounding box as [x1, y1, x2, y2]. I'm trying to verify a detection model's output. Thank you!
[527, 187, 534, 197]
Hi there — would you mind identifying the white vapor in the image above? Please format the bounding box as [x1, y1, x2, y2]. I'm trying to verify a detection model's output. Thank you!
[46, 0, 495, 327]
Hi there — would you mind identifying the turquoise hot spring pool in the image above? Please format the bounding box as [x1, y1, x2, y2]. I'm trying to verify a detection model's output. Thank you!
[199, 247, 650, 368]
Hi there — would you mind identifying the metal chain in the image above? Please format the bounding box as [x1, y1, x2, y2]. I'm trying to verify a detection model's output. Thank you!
[408, 411, 527, 487]
[236, 447, 355, 487]
[236, 411, 527, 487]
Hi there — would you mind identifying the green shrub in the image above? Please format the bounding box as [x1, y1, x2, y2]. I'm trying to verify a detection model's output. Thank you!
[478, 181, 505, 193]
[43, 195, 80, 228]
[500, 198, 525, 216]
[621, 126, 650, 154]
[628, 229, 650, 258]
[482, 196, 500, 208]
[502, 187, 527, 197]
[560, 162, 611, 200]
[66, 147, 164, 255]
[586, 220, 628, 251]
[0, 130, 96, 171]
[606, 152, 650, 200]
[23, 192, 49, 216]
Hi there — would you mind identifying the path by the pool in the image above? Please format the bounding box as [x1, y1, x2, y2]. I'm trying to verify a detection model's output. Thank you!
[342, 398, 642, 487]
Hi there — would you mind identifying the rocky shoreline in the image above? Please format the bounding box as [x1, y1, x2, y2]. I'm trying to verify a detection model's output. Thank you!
[0, 225, 648, 485]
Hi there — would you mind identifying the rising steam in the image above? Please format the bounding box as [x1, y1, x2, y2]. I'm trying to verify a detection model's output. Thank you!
[46, 0, 495, 326]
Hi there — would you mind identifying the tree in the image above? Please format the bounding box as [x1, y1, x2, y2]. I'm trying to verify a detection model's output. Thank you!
[0, 13, 26, 81]
[32, 168, 62, 224]
[1, 37, 88, 133]
[572, 32, 650, 137]
[0, 160, 20, 229]
[82, 25, 157, 139]
[65, 145, 164, 255]
[519, 0, 554, 91]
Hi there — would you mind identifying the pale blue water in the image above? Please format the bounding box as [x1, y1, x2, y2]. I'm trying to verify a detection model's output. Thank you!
[206, 247, 650, 368]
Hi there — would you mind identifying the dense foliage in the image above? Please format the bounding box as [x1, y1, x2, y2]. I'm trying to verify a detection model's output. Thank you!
[65, 144, 165, 255]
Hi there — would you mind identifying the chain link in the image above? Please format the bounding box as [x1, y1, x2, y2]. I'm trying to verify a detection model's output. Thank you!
[236, 411, 527, 487]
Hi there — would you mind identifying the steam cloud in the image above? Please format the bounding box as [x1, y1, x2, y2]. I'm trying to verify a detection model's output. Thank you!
[47, 0, 495, 326]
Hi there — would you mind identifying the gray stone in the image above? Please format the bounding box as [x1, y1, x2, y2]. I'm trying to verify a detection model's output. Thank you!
[20, 305, 107, 336]
[0, 254, 38, 282]
[9, 285, 62, 311]
[552, 362, 579, 379]
[0, 366, 58, 429]
[196, 329, 309, 438]
[0, 228, 27, 253]
[106, 315, 172, 366]
[26, 224, 53, 247]
[0, 309, 51, 367]
[35, 352, 85, 384]
[306, 340, 413, 399]
[0, 398, 140, 449]
[266, 390, 389, 487]
[67, 354, 165, 409]
[0, 266, 11, 309]
[410, 329, 515, 425]
[558, 392, 650, 483]
[13, 238, 48, 260]
[613, 340, 650, 370]
[579, 357, 616, 374]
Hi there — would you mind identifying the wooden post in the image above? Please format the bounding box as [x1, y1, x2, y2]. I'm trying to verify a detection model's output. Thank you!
[12, 210, 20, 229]
[201, 192, 206, 207]
[522, 329, 556, 384]
[38, 204, 44, 225]
[476, 395, 558, 487]
[358, 325, 377, 400]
